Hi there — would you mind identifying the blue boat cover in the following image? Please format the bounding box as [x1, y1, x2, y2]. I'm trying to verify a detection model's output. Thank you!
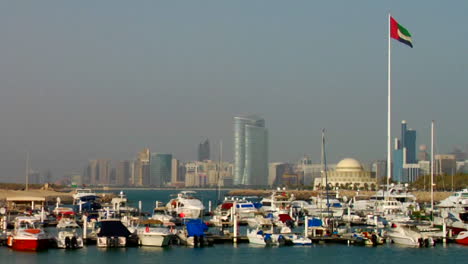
[186, 219, 208, 237]
[308, 218, 323, 227]
[253, 202, 262, 209]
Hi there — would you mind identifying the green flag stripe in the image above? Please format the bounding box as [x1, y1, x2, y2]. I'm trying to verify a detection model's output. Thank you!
[397, 24, 411, 37]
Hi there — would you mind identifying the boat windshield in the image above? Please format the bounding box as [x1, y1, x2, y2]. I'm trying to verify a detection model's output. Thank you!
[19, 221, 39, 229]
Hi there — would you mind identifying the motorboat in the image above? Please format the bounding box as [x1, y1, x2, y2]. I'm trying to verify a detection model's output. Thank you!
[109, 191, 138, 216]
[151, 202, 176, 224]
[73, 189, 98, 203]
[135, 219, 175, 247]
[438, 189, 468, 207]
[176, 219, 211, 247]
[166, 191, 205, 219]
[96, 219, 131, 248]
[371, 185, 420, 211]
[55, 217, 84, 249]
[260, 190, 295, 216]
[386, 224, 434, 247]
[7, 216, 49, 251]
[455, 231, 468, 245]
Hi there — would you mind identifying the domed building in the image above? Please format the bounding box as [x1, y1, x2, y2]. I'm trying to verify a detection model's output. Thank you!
[315, 158, 376, 190]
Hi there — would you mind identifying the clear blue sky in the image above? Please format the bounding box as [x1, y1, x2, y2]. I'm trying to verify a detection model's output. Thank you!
[0, 1, 467, 181]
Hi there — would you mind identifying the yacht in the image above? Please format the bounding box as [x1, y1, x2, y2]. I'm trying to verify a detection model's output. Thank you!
[386, 224, 434, 247]
[438, 189, 468, 207]
[166, 191, 205, 219]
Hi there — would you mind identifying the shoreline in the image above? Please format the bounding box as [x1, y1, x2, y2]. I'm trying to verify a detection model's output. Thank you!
[0, 188, 452, 204]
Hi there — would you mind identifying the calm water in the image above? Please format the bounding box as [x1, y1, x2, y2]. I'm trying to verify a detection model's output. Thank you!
[2, 189, 467, 264]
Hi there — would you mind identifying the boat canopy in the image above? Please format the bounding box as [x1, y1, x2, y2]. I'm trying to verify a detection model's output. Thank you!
[186, 219, 208, 237]
[308, 218, 323, 227]
[97, 220, 131, 237]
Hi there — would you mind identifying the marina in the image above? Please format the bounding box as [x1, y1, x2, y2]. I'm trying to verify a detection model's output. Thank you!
[0, 188, 467, 259]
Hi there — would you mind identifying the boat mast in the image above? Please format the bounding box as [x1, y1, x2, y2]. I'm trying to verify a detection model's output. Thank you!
[321, 129, 330, 216]
[430, 120, 434, 214]
[25, 152, 29, 191]
[216, 140, 223, 204]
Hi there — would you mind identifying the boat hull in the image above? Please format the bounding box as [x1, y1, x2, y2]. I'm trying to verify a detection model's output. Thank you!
[138, 234, 171, 247]
[455, 231, 468, 245]
[9, 237, 49, 251]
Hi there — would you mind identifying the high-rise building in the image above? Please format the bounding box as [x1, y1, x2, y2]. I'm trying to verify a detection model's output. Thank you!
[435, 154, 457, 175]
[371, 160, 387, 180]
[268, 162, 288, 186]
[133, 148, 150, 186]
[116, 160, 133, 186]
[393, 120, 418, 182]
[197, 139, 210, 161]
[150, 153, 172, 187]
[233, 115, 268, 186]
[86, 159, 111, 185]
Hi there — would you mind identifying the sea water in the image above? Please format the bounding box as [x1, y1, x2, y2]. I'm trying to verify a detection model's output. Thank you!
[1, 189, 467, 264]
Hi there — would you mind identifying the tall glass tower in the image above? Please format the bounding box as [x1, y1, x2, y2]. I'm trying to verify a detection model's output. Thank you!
[234, 115, 268, 186]
[150, 153, 172, 187]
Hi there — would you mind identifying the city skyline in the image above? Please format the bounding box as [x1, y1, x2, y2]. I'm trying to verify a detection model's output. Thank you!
[0, 1, 467, 182]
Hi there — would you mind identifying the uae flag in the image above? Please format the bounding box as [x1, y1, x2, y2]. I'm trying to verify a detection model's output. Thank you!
[390, 16, 413, 48]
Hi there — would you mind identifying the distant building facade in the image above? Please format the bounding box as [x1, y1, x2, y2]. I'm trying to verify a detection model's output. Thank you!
[233, 115, 268, 186]
[150, 153, 172, 187]
[393, 120, 418, 183]
[315, 158, 376, 190]
[197, 139, 210, 161]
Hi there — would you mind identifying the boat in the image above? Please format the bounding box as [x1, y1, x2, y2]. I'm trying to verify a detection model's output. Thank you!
[438, 189, 468, 207]
[55, 217, 84, 249]
[109, 191, 138, 216]
[386, 224, 434, 247]
[7, 216, 49, 251]
[96, 219, 131, 248]
[135, 219, 174, 247]
[260, 190, 295, 216]
[176, 219, 211, 247]
[73, 188, 98, 203]
[455, 231, 468, 245]
[166, 191, 205, 219]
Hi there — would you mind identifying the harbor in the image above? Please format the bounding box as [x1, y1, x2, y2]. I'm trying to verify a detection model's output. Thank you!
[0, 187, 467, 252]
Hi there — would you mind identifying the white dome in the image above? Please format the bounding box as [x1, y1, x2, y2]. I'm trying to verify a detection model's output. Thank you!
[336, 158, 363, 172]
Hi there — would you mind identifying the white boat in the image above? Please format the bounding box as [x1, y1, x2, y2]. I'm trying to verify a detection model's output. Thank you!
[73, 189, 98, 203]
[135, 219, 174, 247]
[260, 190, 295, 216]
[110, 191, 138, 215]
[438, 189, 468, 207]
[372, 185, 420, 211]
[386, 224, 434, 247]
[96, 219, 130, 248]
[7, 216, 49, 251]
[166, 191, 205, 219]
[55, 218, 84, 249]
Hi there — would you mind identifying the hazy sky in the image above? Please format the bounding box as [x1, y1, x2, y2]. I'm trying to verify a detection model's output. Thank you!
[0, 1, 467, 182]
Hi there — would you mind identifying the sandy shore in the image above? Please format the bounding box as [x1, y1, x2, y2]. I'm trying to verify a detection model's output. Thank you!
[0, 189, 75, 204]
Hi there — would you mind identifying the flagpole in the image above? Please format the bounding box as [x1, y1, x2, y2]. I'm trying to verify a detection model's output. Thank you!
[386, 13, 392, 197]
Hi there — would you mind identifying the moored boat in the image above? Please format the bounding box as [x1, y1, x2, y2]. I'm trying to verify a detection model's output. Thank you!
[455, 231, 468, 245]
[7, 216, 49, 251]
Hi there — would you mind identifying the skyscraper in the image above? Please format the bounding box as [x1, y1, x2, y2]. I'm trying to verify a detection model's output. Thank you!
[150, 153, 172, 187]
[393, 120, 418, 182]
[133, 148, 150, 186]
[233, 115, 268, 186]
[197, 139, 210, 161]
